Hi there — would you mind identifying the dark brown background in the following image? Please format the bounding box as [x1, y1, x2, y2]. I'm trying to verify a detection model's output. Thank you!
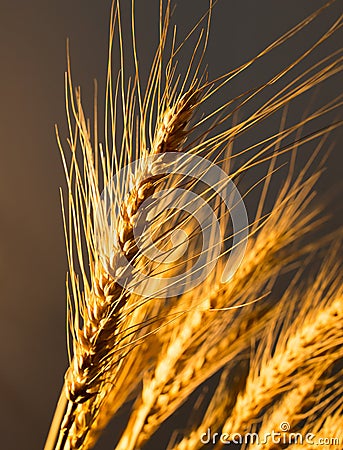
[0, 1, 342, 449]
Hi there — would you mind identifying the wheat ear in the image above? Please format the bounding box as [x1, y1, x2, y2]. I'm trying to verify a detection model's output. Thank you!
[115, 134, 333, 447]
[55, 85, 200, 450]
[115, 165, 326, 450]
[222, 268, 343, 435]
[50, 0, 207, 443]
[247, 373, 334, 450]
[70, 89, 200, 450]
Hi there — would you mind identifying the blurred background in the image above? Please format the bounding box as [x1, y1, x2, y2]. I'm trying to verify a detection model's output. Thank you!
[0, 1, 341, 449]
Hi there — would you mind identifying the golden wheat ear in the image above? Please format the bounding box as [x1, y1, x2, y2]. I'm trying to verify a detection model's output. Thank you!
[220, 250, 343, 434]
[45, 19, 205, 450]
[170, 246, 343, 450]
[46, 90, 203, 450]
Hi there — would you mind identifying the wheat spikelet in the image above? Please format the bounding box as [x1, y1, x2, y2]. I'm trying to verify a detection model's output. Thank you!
[284, 380, 343, 450]
[222, 305, 343, 434]
[251, 379, 317, 450]
[48, 3, 207, 446]
[117, 87, 201, 260]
